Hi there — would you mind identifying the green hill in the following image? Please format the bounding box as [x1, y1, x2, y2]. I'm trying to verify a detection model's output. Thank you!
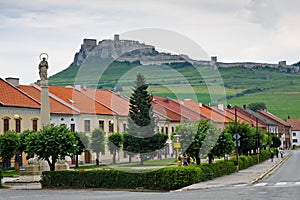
[49, 58, 300, 119]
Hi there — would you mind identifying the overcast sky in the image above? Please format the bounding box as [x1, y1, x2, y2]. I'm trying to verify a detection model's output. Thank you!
[1, 0, 300, 84]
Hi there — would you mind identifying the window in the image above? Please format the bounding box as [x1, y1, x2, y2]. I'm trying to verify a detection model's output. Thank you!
[70, 124, 75, 132]
[292, 139, 298, 143]
[165, 127, 168, 134]
[3, 118, 9, 132]
[99, 120, 104, 130]
[15, 119, 21, 133]
[32, 119, 38, 131]
[84, 120, 91, 132]
[109, 120, 114, 133]
[123, 123, 127, 133]
[171, 127, 175, 133]
[293, 132, 297, 137]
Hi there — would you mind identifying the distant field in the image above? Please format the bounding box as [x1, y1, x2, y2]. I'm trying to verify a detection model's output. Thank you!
[49, 59, 300, 119]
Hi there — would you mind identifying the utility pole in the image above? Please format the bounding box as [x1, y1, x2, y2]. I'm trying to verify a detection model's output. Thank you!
[235, 108, 239, 172]
[256, 117, 260, 163]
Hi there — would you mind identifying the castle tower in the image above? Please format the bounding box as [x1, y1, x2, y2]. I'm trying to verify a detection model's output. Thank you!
[114, 34, 120, 41]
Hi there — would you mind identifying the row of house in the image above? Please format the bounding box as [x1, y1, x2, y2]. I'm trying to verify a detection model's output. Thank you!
[0, 77, 298, 166]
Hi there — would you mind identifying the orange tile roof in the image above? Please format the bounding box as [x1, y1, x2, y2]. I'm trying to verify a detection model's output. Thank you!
[0, 78, 40, 108]
[18, 85, 80, 115]
[48, 86, 114, 115]
[286, 119, 300, 130]
[81, 89, 129, 116]
[180, 99, 230, 123]
[153, 96, 206, 121]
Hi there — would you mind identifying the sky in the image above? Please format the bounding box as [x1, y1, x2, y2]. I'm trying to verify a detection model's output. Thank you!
[1, 0, 300, 84]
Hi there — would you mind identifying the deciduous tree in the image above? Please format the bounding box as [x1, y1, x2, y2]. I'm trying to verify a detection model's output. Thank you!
[0, 131, 20, 169]
[90, 128, 105, 165]
[108, 133, 124, 163]
[26, 125, 78, 171]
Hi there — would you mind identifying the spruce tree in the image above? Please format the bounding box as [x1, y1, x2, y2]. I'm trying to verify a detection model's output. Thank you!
[124, 73, 166, 165]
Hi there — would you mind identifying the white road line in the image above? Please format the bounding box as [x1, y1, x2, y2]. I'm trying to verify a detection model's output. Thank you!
[234, 184, 248, 187]
[275, 182, 287, 186]
[295, 182, 300, 185]
[254, 183, 268, 187]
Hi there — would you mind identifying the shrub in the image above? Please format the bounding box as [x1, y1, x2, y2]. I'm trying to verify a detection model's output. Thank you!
[0, 168, 2, 188]
[41, 167, 203, 191]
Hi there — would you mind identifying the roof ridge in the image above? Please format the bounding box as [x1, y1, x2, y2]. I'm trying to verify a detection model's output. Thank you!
[33, 84, 81, 113]
[155, 96, 207, 120]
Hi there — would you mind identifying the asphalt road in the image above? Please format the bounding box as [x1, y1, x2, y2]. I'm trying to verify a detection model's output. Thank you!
[1, 151, 300, 200]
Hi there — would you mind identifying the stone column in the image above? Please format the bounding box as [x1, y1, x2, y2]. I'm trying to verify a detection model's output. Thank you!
[40, 84, 50, 127]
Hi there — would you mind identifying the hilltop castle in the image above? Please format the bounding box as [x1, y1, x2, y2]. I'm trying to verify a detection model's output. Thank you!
[72, 34, 299, 73]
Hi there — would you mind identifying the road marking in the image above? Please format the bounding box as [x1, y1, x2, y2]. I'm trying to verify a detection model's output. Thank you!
[234, 184, 248, 187]
[254, 183, 268, 187]
[275, 182, 287, 186]
[295, 182, 300, 185]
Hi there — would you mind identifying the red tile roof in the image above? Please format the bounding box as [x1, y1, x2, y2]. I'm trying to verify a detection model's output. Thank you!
[286, 119, 300, 130]
[153, 96, 206, 121]
[0, 78, 40, 108]
[81, 89, 129, 116]
[258, 110, 290, 127]
[180, 99, 231, 123]
[18, 85, 80, 115]
[152, 100, 188, 121]
[48, 86, 114, 115]
[227, 108, 266, 128]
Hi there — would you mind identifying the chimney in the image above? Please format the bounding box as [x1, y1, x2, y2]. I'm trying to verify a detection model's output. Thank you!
[218, 104, 224, 111]
[75, 84, 81, 91]
[243, 104, 247, 109]
[199, 102, 203, 107]
[5, 77, 19, 87]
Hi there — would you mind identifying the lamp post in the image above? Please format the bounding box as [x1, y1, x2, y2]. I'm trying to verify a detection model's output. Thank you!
[174, 134, 181, 166]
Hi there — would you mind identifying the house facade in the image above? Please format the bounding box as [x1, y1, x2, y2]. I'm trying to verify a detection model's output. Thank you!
[286, 119, 300, 148]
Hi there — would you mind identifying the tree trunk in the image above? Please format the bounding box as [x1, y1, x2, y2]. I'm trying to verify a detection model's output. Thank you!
[196, 157, 201, 165]
[46, 158, 56, 171]
[75, 154, 79, 167]
[96, 153, 99, 165]
[113, 151, 116, 164]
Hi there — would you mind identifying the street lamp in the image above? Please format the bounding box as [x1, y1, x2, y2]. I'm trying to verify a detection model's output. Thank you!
[174, 134, 181, 165]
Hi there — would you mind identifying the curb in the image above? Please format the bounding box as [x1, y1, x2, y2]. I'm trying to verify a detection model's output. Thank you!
[251, 154, 290, 184]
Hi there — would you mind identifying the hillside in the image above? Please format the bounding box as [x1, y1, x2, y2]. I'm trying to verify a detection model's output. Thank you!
[49, 57, 300, 119]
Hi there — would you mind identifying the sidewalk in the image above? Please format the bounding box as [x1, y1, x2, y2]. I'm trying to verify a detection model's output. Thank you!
[177, 153, 290, 191]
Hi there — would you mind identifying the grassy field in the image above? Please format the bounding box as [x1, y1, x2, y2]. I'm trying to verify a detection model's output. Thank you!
[49, 59, 300, 119]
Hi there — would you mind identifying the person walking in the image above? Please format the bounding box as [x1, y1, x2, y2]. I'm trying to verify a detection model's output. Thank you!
[270, 151, 274, 162]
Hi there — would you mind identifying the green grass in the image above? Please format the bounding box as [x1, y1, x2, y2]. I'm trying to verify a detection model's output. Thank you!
[71, 158, 177, 172]
[1, 170, 19, 177]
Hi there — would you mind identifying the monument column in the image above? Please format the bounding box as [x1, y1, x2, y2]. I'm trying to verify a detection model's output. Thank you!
[39, 53, 50, 127]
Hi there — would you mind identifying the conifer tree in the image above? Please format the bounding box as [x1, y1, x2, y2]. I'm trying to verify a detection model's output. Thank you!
[124, 73, 166, 165]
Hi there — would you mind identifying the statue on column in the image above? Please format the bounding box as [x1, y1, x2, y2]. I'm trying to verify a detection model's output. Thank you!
[39, 53, 49, 86]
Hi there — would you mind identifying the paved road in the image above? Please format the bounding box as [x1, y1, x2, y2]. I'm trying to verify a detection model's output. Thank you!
[1, 151, 299, 200]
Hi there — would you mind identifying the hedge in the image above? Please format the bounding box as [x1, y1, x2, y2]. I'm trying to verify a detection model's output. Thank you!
[41, 167, 204, 191]
[41, 150, 271, 191]
[0, 168, 2, 188]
